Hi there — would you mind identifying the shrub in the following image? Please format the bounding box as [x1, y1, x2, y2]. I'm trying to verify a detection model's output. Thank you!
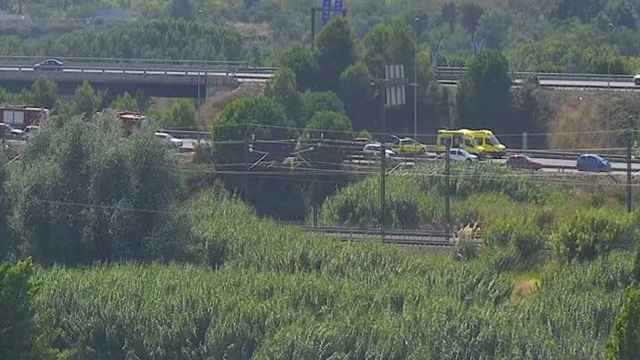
[606, 286, 640, 360]
[0, 259, 36, 360]
[319, 175, 434, 229]
[484, 216, 545, 261]
[551, 209, 634, 262]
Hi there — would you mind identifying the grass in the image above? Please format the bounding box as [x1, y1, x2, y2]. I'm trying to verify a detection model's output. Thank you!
[29, 188, 637, 359]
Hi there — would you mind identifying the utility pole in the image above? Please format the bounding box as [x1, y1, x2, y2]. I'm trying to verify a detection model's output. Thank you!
[243, 136, 250, 200]
[380, 142, 386, 243]
[445, 142, 451, 243]
[626, 126, 633, 213]
[413, 16, 420, 140]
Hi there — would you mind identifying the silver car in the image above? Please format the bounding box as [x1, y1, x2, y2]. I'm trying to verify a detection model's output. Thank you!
[154, 132, 183, 148]
[363, 143, 395, 159]
[33, 58, 64, 71]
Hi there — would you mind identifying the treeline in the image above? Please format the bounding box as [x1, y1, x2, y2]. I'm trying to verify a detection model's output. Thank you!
[16, 0, 640, 74]
[0, 18, 245, 61]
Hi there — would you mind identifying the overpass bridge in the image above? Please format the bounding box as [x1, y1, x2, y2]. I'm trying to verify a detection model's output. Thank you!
[0, 56, 275, 98]
[435, 66, 640, 90]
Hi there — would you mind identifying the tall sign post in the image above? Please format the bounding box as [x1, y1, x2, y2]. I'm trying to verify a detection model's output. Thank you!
[310, 1, 348, 45]
[321, 0, 332, 25]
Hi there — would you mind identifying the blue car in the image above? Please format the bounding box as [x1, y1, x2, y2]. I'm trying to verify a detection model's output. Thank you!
[577, 154, 611, 172]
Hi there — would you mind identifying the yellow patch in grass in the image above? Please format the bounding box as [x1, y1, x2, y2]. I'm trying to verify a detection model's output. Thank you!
[511, 278, 541, 304]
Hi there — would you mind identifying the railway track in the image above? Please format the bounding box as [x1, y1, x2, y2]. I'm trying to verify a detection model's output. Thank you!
[300, 225, 474, 247]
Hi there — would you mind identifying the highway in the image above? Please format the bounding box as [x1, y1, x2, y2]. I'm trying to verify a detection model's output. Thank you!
[0, 56, 639, 89]
[0, 66, 272, 82]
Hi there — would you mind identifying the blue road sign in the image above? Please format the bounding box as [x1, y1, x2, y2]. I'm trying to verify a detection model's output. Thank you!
[322, 0, 332, 25]
[334, 0, 343, 13]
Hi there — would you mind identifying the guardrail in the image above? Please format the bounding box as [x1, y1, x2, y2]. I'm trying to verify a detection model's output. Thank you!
[0, 56, 278, 73]
[435, 66, 636, 83]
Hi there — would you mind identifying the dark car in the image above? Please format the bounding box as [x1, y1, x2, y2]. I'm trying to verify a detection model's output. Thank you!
[33, 58, 64, 71]
[577, 154, 611, 172]
[506, 154, 543, 170]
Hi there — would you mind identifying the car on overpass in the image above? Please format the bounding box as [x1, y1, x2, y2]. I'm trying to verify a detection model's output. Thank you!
[33, 58, 64, 71]
[506, 154, 543, 171]
[635, 74, 640, 86]
[577, 154, 611, 173]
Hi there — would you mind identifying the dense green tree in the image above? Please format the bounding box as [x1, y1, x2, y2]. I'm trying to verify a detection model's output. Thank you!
[277, 45, 318, 91]
[110, 92, 139, 112]
[363, 20, 415, 79]
[339, 62, 376, 130]
[477, 8, 513, 50]
[168, 0, 195, 18]
[315, 17, 357, 91]
[303, 91, 345, 123]
[159, 99, 197, 129]
[212, 96, 293, 142]
[457, 50, 512, 131]
[0, 259, 36, 360]
[606, 286, 640, 359]
[605, 0, 638, 29]
[304, 110, 352, 140]
[439, 2, 457, 30]
[30, 78, 58, 109]
[265, 68, 305, 127]
[8, 114, 179, 264]
[0, 149, 7, 259]
[460, 3, 484, 34]
[73, 81, 103, 118]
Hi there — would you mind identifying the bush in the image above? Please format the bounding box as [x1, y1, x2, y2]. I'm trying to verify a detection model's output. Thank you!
[484, 216, 545, 262]
[0, 259, 36, 360]
[319, 175, 434, 229]
[606, 286, 640, 359]
[551, 209, 634, 262]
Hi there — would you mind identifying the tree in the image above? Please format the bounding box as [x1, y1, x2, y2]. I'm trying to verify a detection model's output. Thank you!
[212, 96, 293, 143]
[605, 0, 638, 29]
[477, 8, 512, 50]
[0, 149, 8, 259]
[159, 99, 197, 129]
[0, 259, 36, 360]
[303, 91, 345, 123]
[73, 81, 103, 118]
[110, 92, 139, 112]
[363, 20, 415, 79]
[304, 110, 352, 140]
[8, 114, 179, 264]
[339, 63, 375, 130]
[265, 68, 305, 127]
[168, 0, 195, 18]
[277, 45, 318, 91]
[440, 2, 457, 30]
[315, 17, 357, 91]
[457, 50, 512, 132]
[31, 78, 58, 109]
[606, 286, 640, 359]
[460, 3, 484, 34]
